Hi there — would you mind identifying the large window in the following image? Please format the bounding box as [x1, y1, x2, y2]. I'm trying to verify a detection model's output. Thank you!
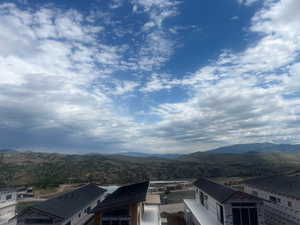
[6, 194, 12, 200]
[232, 203, 258, 225]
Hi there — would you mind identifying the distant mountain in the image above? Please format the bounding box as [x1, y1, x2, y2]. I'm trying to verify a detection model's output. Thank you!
[0, 149, 18, 154]
[2, 149, 300, 187]
[203, 143, 300, 154]
[114, 152, 183, 159]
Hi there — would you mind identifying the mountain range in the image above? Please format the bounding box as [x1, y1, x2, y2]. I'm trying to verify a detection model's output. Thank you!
[204, 143, 300, 154]
[0, 149, 18, 154]
[2, 143, 300, 157]
[111, 152, 183, 159]
[1, 143, 300, 188]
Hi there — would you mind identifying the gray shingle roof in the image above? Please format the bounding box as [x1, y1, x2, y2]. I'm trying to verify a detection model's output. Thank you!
[194, 177, 261, 203]
[92, 181, 149, 212]
[244, 175, 300, 199]
[32, 184, 106, 219]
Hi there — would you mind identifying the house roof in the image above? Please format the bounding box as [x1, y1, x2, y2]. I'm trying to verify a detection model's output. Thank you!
[194, 177, 260, 203]
[31, 184, 106, 219]
[0, 187, 16, 192]
[244, 175, 300, 199]
[92, 181, 149, 212]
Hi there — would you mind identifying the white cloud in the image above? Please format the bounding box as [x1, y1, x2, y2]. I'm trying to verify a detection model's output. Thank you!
[141, 0, 300, 152]
[131, 0, 179, 70]
[0, 3, 143, 153]
[1, 0, 300, 154]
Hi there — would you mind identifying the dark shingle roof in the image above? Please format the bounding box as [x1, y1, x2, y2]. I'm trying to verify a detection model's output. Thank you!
[194, 177, 261, 203]
[32, 184, 106, 219]
[0, 187, 16, 192]
[92, 181, 149, 212]
[244, 175, 300, 199]
[194, 177, 236, 203]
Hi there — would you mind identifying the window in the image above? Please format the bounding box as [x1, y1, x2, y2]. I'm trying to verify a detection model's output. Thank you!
[78, 213, 81, 218]
[200, 192, 204, 206]
[102, 221, 110, 225]
[288, 201, 293, 207]
[269, 196, 277, 203]
[111, 221, 119, 225]
[217, 204, 224, 225]
[232, 204, 258, 225]
[6, 194, 12, 200]
[86, 206, 91, 213]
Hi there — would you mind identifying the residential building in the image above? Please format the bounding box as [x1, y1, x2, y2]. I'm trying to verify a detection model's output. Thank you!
[244, 175, 300, 225]
[17, 184, 106, 225]
[0, 188, 17, 225]
[92, 181, 161, 225]
[184, 177, 265, 225]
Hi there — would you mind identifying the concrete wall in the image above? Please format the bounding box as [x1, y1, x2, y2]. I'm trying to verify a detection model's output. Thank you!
[244, 185, 300, 225]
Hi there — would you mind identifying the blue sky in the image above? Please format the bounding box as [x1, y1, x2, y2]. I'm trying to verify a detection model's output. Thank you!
[0, 0, 300, 154]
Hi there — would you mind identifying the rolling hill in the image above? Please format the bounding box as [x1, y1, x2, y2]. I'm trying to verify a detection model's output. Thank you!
[2, 148, 300, 188]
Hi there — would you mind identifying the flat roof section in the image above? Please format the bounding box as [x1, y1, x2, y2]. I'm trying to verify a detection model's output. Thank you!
[146, 195, 161, 205]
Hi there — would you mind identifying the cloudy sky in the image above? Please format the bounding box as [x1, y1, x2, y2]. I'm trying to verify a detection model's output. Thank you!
[0, 0, 299, 154]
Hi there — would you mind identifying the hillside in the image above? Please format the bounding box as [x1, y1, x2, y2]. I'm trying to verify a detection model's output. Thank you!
[199, 143, 300, 154]
[2, 150, 300, 188]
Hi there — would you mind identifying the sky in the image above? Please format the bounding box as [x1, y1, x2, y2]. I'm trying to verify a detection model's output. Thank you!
[0, 0, 300, 154]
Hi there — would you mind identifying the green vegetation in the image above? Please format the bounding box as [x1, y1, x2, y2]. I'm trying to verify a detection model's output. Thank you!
[1, 151, 300, 188]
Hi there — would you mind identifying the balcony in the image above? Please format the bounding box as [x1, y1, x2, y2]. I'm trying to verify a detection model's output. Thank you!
[184, 199, 221, 225]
